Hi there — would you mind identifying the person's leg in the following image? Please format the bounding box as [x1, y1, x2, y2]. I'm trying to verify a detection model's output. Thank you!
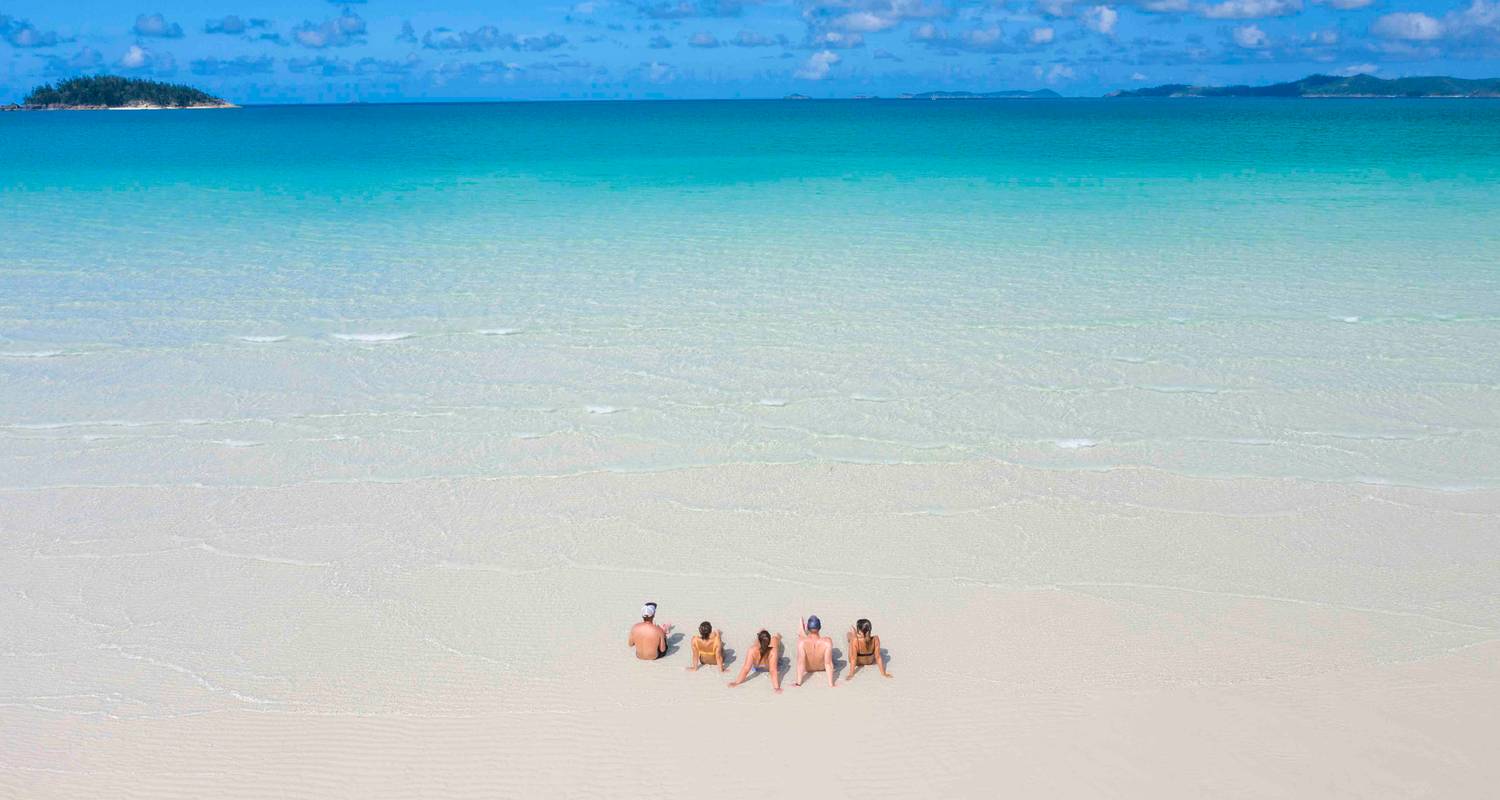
[875, 635, 891, 678]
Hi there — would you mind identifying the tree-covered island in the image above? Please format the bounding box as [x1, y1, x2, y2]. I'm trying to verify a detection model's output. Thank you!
[5, 76, 234, 110]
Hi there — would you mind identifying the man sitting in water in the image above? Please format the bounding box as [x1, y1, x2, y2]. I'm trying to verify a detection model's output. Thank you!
[794, 615, 836, 688]
[628, 602, 673, 660]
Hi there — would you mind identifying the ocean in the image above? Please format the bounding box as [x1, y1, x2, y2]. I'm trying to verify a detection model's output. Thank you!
[5, 99, 1500, 797]
[4, 99, 1499, 489]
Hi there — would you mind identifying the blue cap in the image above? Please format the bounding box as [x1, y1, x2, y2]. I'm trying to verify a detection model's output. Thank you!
[806, 615, 821, 630]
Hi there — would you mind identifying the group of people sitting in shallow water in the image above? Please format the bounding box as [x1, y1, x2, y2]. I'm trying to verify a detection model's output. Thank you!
[627, 602, 892, 693]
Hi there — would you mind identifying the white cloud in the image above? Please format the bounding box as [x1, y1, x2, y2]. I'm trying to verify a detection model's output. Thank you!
[132, 13, 183, 38]
[732, 29, 783, 46]
[833, 11, 899, 32]
[1034, 63, 1076, 83]
[292, 10, 366, 48]
[1030, 26, 1055, 44]
[795, 49, 840, 80]
[688, 31, 720, 46]
[121, 45, 149, 68]
[1200, 0, 1301, 19]
[646, 61, 675, 82]
[911, 22, 944, 41]
[1339, 63, 1379, 74]
[1371, 11, 1444, 40]
[1141, 0, 1192, 11]
[807, 30, 864, 48]
[1444, 0, 1500, 42]
[1320, 0, 1373, 9]
[1130, 71, 1149, 80]
[117, 43, 174, 72]
[1082, 5, 1118, 34]
[961, 25, 1006, 49]
[1232, 23, 1269, 47]
[1035, 0, 1075, 17]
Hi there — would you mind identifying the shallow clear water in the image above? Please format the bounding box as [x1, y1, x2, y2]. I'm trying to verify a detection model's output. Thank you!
[3, 99, 1499, 488]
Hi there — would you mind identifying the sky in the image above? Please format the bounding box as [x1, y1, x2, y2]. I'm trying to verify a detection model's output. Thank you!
[1, 0, 1497, 101]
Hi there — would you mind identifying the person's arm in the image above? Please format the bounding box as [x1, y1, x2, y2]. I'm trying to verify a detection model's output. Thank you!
[658, 629, 668, 655]
[627, 628, 635, 648]
[686, 639, 701, 671]
[874, 636, 891, 678]
[824, 641, 836, 687]
[713, 631, 725, 671]
[794, 639, 807, 687]
[769, 636, 783, 694]
[727, 643, 753, 687]
[845, 631, 858, 680]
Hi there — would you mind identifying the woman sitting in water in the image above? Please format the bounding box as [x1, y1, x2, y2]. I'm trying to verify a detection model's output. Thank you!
[845, 618, 892, 680]
[727, 629, 782, 694]
[686, 621, 725, 672]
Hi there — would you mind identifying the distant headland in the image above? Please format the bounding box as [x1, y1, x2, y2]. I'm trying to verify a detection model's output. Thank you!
[1109, 74, 1500, 99]
[3, 76, 233, 111]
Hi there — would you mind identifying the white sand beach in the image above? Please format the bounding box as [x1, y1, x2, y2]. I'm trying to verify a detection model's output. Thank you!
[4, 461, 1497, 798]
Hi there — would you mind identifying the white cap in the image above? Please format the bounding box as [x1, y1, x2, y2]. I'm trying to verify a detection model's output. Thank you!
[641, 602, 657, 618]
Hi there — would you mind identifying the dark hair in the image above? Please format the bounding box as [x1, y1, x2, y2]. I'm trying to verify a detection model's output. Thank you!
[698, 621, 712, 639]
[856, 618, 872, 637]
[757, 629, 772, 658]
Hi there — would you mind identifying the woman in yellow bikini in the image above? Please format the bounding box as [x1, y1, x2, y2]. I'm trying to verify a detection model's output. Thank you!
[845, 618, 892, 680]
[686, 621, 725, 672]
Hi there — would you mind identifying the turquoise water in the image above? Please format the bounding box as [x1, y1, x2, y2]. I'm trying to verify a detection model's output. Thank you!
[3, 100, 1499, 488]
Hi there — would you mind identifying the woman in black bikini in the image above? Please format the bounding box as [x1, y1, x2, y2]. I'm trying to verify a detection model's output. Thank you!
[845, 618, 891, 680]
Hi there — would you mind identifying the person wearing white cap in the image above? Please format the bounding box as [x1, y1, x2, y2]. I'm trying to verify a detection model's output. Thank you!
[794, 615, 836, 688]
[628, 601, 673, 660]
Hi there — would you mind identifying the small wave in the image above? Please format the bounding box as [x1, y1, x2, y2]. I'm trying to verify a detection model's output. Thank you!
[758, 398, 788, 407]
[6, 419, 151, 430]
[0, 350, 70, 359]
[237, 335, 288, 343]
[1054, 438, 1098, 449]
[1336, 316, 1361, 324]
[851, 394, 892, 403]
[1140, 384, 1227, 395]
[332, 332, 414, 343]
[476, 328, 522, 336]
[215, 439, 263, 448]
[586, 405, 619, 415]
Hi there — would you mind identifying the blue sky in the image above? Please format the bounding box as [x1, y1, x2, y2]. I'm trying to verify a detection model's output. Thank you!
[2, 0, 1497, 100]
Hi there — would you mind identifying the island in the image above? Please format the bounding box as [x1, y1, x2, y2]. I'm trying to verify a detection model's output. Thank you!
[902, 89, 1061, 100]
[1109, 73, 1500, 99]
[4, 76, 234, 111]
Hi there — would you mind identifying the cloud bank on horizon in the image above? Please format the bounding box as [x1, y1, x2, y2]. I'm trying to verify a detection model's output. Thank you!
[1, 0, 1497, 101]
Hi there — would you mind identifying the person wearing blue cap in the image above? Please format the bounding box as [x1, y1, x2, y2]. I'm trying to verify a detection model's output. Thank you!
[794, 615, 836, 688]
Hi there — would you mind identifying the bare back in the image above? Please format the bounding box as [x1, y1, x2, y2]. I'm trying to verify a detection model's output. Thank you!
[629, 621, 667, 660]
[798, 635, 832, 671]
